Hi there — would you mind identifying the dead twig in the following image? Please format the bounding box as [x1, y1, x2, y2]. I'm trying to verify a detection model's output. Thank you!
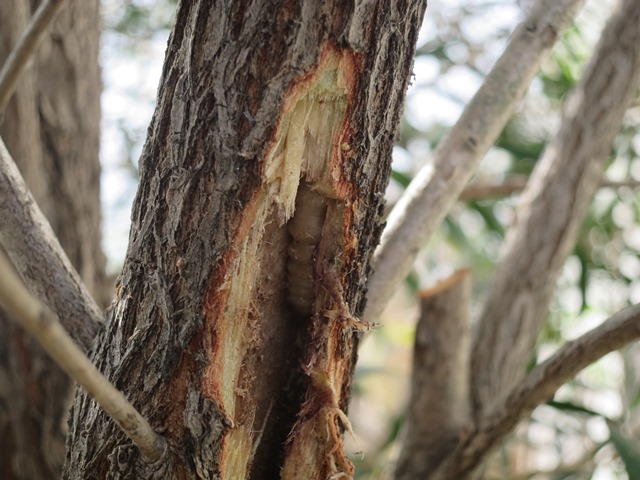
[460, 177, 640, 201]
[0, 249, 167, 464]
[0, 0, 66, 112]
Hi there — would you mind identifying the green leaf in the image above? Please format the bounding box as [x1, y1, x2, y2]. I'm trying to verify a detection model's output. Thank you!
[608, 422, 640, 480]
[574, 247, 589, 312]
[546, 399, 609, 420]
[390, 169, 413, 189]
[468, 200, 505, 235]
[405, 271, 420, 293]
[378, 413, 405, 452]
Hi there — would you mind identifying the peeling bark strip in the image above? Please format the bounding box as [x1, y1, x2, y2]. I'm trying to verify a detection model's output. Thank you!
[64, 2, 426, 479]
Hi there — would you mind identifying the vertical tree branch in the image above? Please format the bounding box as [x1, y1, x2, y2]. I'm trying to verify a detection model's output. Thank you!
[0, 0, 66, 112]
[471, 0, 640, 415]
[366, 0, 586, 323]
[34, 0, 107, 306]
[63, 2, 427, 477]
[395, 270, 472, 479]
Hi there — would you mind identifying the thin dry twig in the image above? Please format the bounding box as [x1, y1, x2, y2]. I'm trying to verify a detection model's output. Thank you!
[511, 442, 606, 480]
[471, 0, 640, 415]
[467, 304, 640, 476]
[366, 0, 586, 324]
[0, 136, 102, 349]
[0, 249, 167, 463]
[460, 177, 640, 201]
[0, 0, 66, 112]
[437, 303, 640, 478]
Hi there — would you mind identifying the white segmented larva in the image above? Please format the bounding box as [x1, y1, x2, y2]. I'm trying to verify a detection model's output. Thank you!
[286, 182, 328, 315]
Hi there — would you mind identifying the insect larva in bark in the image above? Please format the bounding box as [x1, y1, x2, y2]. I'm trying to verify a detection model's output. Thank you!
[286, 183, 328, 315]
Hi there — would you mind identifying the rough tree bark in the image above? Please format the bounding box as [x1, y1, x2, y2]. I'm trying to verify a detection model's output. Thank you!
[0, 1, 103, 478]
[395, 270, 472, 479]
[63, 2, 426, 479]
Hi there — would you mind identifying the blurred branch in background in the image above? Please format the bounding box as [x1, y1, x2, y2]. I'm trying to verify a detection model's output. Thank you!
[396, 286, 640, 479]
[460, 177, 640, 201]
[395, 270, 472, 479]
[0, 136, 101, 349]
[448, 303, 640, 478]
[0, 0, 65, 111]
[366, 0, 586, 324]
[471, 0, 640, 418]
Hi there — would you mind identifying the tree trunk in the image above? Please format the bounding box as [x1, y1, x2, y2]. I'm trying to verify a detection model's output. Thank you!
[64, 2, 426, 478]
[0, 1, 103, 478]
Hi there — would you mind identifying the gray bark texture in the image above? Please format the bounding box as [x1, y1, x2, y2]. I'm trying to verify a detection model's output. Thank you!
[470, 0, 640, 416]
[0, 1, 103, 478]
[395, 270, 472, 480]
[365, 0, 587, 324]
[63, 1, 426, 479]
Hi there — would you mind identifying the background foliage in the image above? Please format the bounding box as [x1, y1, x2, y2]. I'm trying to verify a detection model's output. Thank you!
[100, 0, 640, 478]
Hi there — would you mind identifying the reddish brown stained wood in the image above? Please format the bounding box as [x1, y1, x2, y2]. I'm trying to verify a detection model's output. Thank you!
[63, 2, 426, 479]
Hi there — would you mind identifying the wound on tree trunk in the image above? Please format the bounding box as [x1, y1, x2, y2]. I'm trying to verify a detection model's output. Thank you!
[64, 2, 426, 479]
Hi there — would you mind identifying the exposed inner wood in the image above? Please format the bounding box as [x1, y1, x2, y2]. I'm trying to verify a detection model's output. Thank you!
[62, 2, 427, 477]
[201, 48, 358, 478]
